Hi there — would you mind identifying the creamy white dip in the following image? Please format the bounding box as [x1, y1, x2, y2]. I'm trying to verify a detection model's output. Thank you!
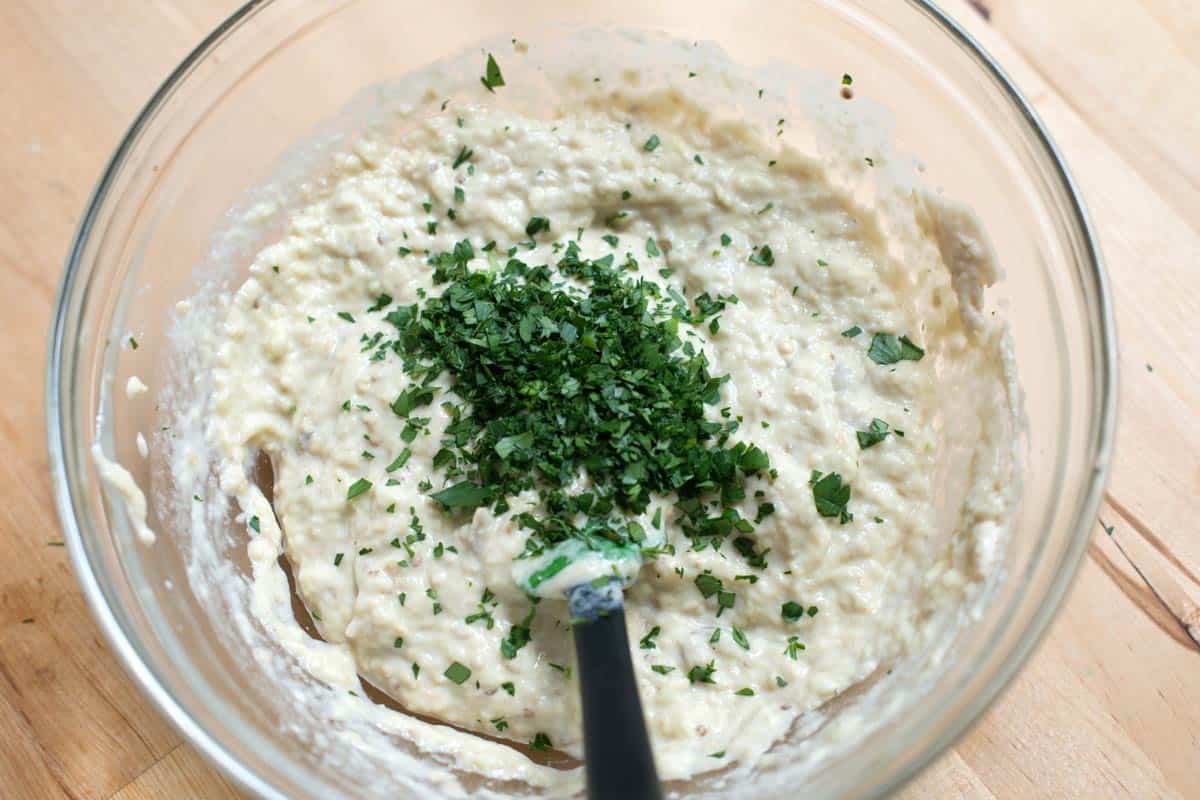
[191, 78, 1017, 786]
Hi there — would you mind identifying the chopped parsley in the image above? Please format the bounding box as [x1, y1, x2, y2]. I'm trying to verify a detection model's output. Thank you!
[452, 146, 473, 169]
[687, 661, 717, 684]
[749, 245, 774, 266]
[248, 515, 260, 533]
[720, 233, 731, 247]
[380, 238, 774, 561]
[530, 733, 552, 752]
[651, 665, 675, 675]
[731, 625, 750, 650]
[645, 237, 661, 256]
[867, 333, 925, 365]
[809, 470, 851, 523]
[500, 603, 537, 659]
[785, 636, 805, 659]
[480, 53, 505, 92]
[346, 478, 372, 501]
[735, 687, 755, 696]
[781, 601, 804, 622]
[841, 325, 862, 338]
[443, 661, 472, 684]
[643, 134, 661, 152]
[856, 418, 892, 449]
[639, 625, 662, 650]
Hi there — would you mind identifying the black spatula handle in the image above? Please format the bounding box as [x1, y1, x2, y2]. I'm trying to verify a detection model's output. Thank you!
[569, 582, 662, 800]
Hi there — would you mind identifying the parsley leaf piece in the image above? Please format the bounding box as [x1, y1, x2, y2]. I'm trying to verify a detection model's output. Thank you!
[643, 134, 661, 152]
[346, 478, 372, 501]
[443, 662, 472, 685]
[480, 53, 505, 92]
[731, 626, 750, 650]
[841, 325, 862, 338]
[639, 625, 662, 650]
[810, 470, 852, 523]
[781, 601, 805, 622]
[385, 448, 412, 472]
[430, 481, 492, 509]
[867, 333, 925, 365]
[856, 418, 891, 449]
[687, 661, 717, 684]
[749, 245, 775, 266]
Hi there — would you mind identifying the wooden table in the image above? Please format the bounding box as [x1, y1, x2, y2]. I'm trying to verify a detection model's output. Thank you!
[2, 1, 1196, 797]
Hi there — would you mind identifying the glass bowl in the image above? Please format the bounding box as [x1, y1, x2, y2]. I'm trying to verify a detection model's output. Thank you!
[46, 0, 1116, 798]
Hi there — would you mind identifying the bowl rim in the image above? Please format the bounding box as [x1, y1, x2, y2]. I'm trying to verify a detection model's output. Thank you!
[45, 1, 1118, 798]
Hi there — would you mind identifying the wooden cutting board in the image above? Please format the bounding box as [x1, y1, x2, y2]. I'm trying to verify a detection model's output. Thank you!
[1, 1, 1195, 797]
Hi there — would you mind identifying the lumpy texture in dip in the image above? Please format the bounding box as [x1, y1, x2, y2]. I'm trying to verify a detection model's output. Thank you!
[207, 89, 1014, 782]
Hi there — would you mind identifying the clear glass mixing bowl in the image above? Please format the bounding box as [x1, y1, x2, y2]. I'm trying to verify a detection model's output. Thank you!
[47, 1, 1116, 797]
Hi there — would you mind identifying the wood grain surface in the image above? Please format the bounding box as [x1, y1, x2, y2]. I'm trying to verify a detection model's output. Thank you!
[1, 1, 1196, 798]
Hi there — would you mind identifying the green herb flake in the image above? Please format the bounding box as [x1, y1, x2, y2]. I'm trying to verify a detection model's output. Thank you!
[867, 333, 925, 365]
[431, 481, 492, 509]
[781, 601, 806, 622]
[651, 665, 675, 675]
[731, 626, 750, 650]
[248, 515, 260, 533]
[346, 478, 372, 501]
[841, 325, 863, 338]
[687, 661, 717, 684]
[643, 134, 661, 152]
[639, 625, 662, 650]
[809, 470, 851, 523]
[785, 635, 805, 659]
[530, 733, 552, 752]
[735, 687, 755, 696]
[334, 552, 344, 566]
[720, 233, 731, 247]
[856, 418, 891, 449]
[444, 661, 472, 685]
[502, 681, 516, 695]
[480, 53, 505, 92]
[385, 449, 412, 472]
[749, 245, 775, 267]
[337, 311, 355, 323]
